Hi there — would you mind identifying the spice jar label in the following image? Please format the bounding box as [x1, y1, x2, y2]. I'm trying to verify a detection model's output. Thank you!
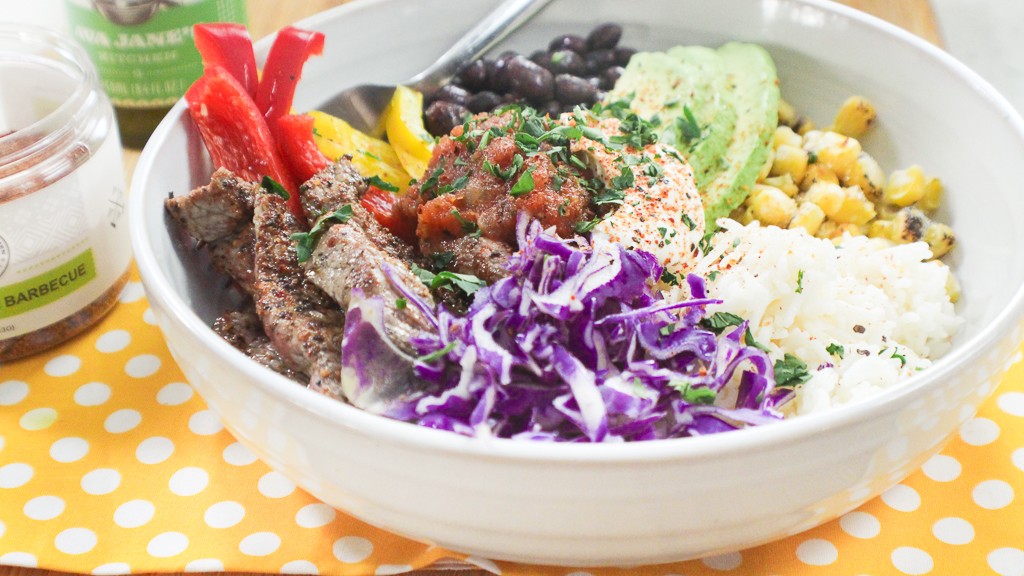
[0, 135, 129, 340]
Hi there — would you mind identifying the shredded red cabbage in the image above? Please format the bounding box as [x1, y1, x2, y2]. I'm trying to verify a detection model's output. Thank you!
[341, 216, 786, 442]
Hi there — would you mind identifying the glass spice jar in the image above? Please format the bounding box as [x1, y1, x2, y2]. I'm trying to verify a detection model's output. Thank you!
[0, 24, 131, 362]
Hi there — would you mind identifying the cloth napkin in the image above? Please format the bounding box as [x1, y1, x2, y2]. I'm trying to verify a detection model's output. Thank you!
[1, 266, 1023, 576]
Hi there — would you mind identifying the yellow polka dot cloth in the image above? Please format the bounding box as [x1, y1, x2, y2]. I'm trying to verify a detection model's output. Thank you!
[2, 266, 1023, 576]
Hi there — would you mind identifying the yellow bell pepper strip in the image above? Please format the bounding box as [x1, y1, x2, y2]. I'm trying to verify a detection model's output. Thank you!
[385, 86, 435, 178]
[309, 110, 412, 191]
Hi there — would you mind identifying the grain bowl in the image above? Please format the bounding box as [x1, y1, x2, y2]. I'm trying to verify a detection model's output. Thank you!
[128, 0, 1024, 565]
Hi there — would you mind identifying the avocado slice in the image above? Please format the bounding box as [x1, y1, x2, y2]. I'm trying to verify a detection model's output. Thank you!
[608, 42, 779, 229]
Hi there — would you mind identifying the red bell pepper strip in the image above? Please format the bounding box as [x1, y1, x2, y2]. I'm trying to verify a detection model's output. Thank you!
[361, 185, 418, 244]
[255, 26, 325, 121]
[272, 113, 330, 184]
[193, 23, 258, 98]
[185, 63, 301, 215]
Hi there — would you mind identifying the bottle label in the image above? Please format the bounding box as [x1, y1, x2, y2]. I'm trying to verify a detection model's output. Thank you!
[0, 133, 130, 339]
[66, 0, 247, 108]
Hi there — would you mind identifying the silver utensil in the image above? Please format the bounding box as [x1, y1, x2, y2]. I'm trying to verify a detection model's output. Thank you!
[318, 0, 553, 133]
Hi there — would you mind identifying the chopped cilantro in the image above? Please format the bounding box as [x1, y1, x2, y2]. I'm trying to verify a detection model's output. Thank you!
[659, 323, 677, 336]
[437, 173, 470, 196]
[796, 269, 805, 293]
[483, 154, 523, 181]
[429, 251, 455, 271]
[700, 312, 745, 334]
[681, 213, 697, 230]
[774, 353, 812, 388]
[366, 175, 399, 192]
[745, 327, 771, 352]
[509, 167, 536, 197]
[891, 350, 907, 367]
[677, 105, 704, 147]
[261, 176, 290, 200]
[671, 380, 717, 405]
[807, 150, 818, 164]
[707, 270, 720, 282]
[660, 268, 679, 286]
[574, 215, 604, 234]
[826, 343, 845, 359]
[450, 208, 481, 237]
[290, 205, 354, 263]
[395, 298, 407, 310]
[410, 264, 487, 296]
[610, 167, 635, 190]
[419, 163, 446, 197]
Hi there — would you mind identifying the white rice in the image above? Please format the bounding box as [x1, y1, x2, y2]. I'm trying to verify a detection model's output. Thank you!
[672, 219, 961, 416]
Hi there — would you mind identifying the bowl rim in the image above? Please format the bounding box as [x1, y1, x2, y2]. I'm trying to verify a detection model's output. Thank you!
[129, 0, 1024, 463]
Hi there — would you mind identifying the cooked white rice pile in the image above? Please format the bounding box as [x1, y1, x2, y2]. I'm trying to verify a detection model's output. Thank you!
[677, 219, 961, 416]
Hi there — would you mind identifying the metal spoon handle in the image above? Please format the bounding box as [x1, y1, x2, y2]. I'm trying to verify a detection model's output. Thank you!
[408, 0, 554, 93]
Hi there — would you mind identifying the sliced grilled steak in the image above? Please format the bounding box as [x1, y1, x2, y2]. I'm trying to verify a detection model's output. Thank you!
[165, 168, 256, 242]
[301, 158, 418, 263]
[213, 307, 304, 383]
[440, 235, 512, 284]
[253, 192, 347, 398]
[305, 222, 434, 355]
[206, 225, 257, 294]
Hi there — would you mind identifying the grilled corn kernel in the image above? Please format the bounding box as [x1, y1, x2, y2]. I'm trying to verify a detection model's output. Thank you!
[867, 219, 894, 240]
[832, 186, 877, 225]
[762, 173, 799, 197]
[843, 152, 886, 201]
[815, 132, 863, 180]
[773, 125, 803, 149]
[790, 202, 826, 235]
[923, 222, 956, 258]
[800, 163, 840, 192]
[892, 207, 929, 243]
[918, 176, 944, 211]
[795, 117, 816, 135]
[814, 220, 863, 240]
[832, 96, 877, 138]
[749, 185, 797, 227]
[804, 181, 845, 217]
[884, 165, 927, 206]
[770, 144, 809, 183]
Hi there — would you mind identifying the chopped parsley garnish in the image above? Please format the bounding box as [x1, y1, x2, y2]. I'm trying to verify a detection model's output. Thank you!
[362, 150, 381, 161]
[436, 173, 470, 196]
[290, 204, 354, 263]
[417, 341, 456, 363]
[796, 269, 805, 293]
[774, 354, 812, 388]
[509, 167, 535, 197]
[574, 215, 604, 234]
[411, 264, 487, 296]
[610, 167, 635, 190]
[660, 268, 680, 286]
[707, 270, 720, 282]
[450, 208, 481, 237]
[826, 343, 845, 359]
[261, 176, 290, 200]
[700, 312, 745, 334]
[807, 150, 819, 164]
[891, 350, 907, 367]
[659, 322, 676, 336]
[698, 231, 716, 255]
[671, 380, 717, 405]
[419, 163, 446, 197]
[745, 327, 771, 352]
[609, 112, 659, 149]
[483, 154, 523, 181]
[366, 175, 399, 192]
[395, 298, 407, 310]
[429, 251, 455, 271]
[676, 105, 704, 147]
[681, 213, 696, 230]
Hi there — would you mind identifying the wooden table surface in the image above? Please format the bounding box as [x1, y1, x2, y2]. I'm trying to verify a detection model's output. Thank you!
[10, 1, 940, 576]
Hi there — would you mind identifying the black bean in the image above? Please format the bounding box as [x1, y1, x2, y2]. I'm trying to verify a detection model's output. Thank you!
[600, 66, 625, 90]
[586, 23, 622, 50]
[549, 33, 587, 55]
[468, 91, 503, 113]
[455, 59, 488, 91]
[586, 76, 603, 90]
[554, 74, 598, 106]
[432, 84, 471, 107]
[614, 46, 636, 67]
[549, 50, 586, 76]
[529, 50, 548, 64]
[489, 51, 518, 92]
[424, 101, 469, 137]
[584, 49, 617, 75]
[506, 55, 554, 103]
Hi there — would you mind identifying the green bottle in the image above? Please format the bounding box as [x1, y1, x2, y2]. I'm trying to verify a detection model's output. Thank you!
[65, 0, 248, 149]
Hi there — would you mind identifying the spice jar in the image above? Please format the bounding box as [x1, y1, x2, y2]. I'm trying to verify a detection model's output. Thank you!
[0, 24, 131, 362]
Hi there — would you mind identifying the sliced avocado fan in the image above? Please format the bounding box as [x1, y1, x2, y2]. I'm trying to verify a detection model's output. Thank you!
[608, 42, 779, 229]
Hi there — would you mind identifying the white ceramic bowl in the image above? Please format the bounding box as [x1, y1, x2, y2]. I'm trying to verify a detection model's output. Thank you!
[129, 0, 1024, 566]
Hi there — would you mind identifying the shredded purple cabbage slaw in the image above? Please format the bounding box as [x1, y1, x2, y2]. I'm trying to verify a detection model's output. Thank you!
[341, 216, 786, 442]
